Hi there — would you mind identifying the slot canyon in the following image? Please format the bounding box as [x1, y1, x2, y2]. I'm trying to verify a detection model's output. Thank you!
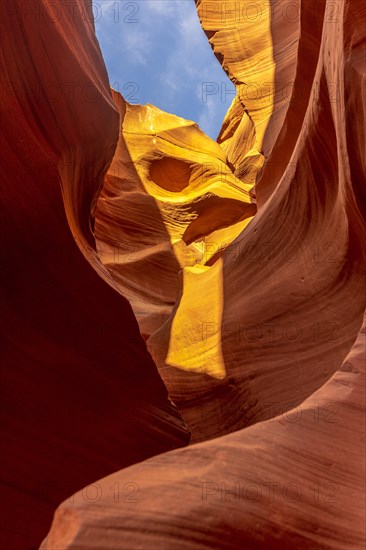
[1, 0, 365, 548]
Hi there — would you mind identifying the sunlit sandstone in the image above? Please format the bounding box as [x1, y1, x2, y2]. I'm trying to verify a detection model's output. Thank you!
[1, 0, 365, 548]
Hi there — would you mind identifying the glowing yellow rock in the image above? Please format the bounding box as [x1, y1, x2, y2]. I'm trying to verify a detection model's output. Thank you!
[96, 93, 256, 361]
[167, 259, 225, 379]
[197, 0, 299, 186]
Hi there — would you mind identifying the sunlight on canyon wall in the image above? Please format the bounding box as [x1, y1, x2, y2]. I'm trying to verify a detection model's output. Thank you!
[1, 0, 365, 548]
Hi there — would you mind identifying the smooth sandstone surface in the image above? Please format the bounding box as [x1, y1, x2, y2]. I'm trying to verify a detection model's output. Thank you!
[95, 0, 366, 447]
[0, 2, 189, 548]
[95, 91, 255, 340]
[41, 317, 366, 549]
[44, 0, 365, 547]
[145, 0, 366, 444]
[1, 0, 365, 548]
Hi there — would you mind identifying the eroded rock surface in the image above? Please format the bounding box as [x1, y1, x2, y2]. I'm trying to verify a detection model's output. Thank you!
[1, 0, 365, 548]
[0, 2, 188, 547]
[147, 0, 365, 443]
[41, 317, 366, 549]
[95, 91, 255, 339]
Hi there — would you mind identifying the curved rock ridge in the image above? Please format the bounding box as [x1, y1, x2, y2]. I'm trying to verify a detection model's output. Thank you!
[95, 90, 255, 339]
[196, 0, 300, 189]
[41, 315, 366, 549]
[0, 1, 189, 547]
[93, 0, 366, 444]
[143, 0, 366, 443]
[1, 0, 365, 547]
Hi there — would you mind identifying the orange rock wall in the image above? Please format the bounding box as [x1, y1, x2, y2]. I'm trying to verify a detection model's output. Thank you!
[1, 0, 365, 547]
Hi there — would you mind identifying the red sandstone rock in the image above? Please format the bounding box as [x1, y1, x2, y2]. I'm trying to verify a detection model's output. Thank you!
[0, 2, 188, 547]
[147, 0, 366, 444]
[41, 317, 366, 549]
[1, 0, 365, 548]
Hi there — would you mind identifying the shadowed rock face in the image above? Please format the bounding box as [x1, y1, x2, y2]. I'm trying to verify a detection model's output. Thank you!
[95, 0, 366, 447]
[95, 92, 255, 338]
[1, 0, 365, 549]
[41, 317, 366, 549]
[0, 2, 189, 548]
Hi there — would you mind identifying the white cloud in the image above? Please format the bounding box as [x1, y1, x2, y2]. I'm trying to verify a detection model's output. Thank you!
[123, 29, 152, 65]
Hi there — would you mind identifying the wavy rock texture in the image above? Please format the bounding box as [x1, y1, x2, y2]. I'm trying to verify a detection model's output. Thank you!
[0, 2, 188, 548]
[95, 0, 366, 445]
[95, 91, 255, 340]
[2, 0, 365, 548]
[44, 0, 365, 546]
[144, 0, 366, 444]
[41, 315, 366, 549]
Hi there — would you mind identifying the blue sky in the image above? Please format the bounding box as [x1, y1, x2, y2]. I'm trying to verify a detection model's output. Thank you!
[92, 0, 234, 140]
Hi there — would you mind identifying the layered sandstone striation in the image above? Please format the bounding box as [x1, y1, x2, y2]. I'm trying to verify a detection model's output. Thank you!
[1, 0, 365, 548]
[128, 0, 366, 444]
[41, 317, 366, 549]
[0, 2, 188, 548]
[95, 91, 255, 340]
